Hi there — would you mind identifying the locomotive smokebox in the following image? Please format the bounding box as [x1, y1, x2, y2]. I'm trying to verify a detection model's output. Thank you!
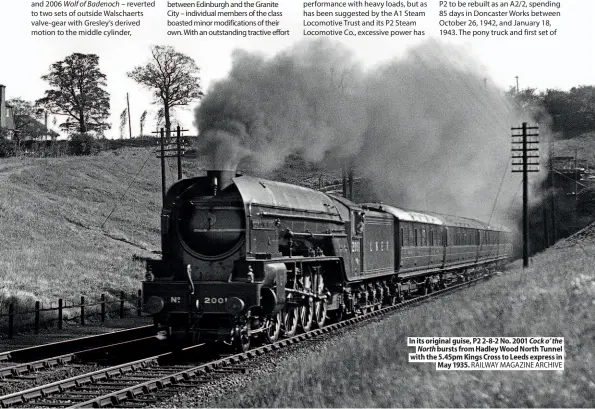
[207, 170, 235, 195]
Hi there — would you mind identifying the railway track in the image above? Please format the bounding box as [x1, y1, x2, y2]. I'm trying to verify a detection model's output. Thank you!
[0, 326, 157, 382]
[0, 271, 493, 408]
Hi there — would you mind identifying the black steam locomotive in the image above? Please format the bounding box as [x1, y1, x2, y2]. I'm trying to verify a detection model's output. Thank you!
[143, 170, 512, 351]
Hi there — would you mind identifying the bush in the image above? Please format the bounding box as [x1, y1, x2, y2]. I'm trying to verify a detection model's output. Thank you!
[68, 133, 101, 156]
[0, 138, 16, 157]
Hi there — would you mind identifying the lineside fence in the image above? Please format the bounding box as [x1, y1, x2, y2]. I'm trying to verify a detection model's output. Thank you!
[0, 290, 144, 339]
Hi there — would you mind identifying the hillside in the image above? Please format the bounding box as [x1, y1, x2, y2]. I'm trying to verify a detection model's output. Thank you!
[554, 132, 595, 165]
[0, 148, 344, 313]
[0, 148, 163, 309]
[0, 130, 591, 319]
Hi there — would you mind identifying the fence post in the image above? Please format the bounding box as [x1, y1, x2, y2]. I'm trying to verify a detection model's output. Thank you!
[80, 296, 85, 326]
[100, 294, 106, 322]
[8, 304, 14, 339]
[58, 299, 63, 330]
[120, 291, 125, 318]
[137, 289, 142, 317]
[35, 301, 40, 334]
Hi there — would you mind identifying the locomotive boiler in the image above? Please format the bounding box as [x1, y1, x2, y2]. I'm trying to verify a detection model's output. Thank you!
[142, 169, 512, 351]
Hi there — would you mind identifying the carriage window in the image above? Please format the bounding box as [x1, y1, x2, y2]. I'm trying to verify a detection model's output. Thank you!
[401, 228, 404, 246]
[415, 229, 419, 246]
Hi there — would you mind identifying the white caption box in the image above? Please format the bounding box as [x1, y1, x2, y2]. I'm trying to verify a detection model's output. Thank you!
[407, 337, 564, 370]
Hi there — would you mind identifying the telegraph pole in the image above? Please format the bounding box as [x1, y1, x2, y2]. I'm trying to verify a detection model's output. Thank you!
[549, 140, 557, 242]
[348, 169, 354, 201]
[176, 125, 182, 180]
[126, 93, 132, 139]
[159, 128, 166, 204]
[512, 122, 539, 267]
[154, 126, 188, 205]
[342, 167, 347, 198]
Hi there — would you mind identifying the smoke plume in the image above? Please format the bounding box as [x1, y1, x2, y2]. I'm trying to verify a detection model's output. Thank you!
[194, 38, 529, 223]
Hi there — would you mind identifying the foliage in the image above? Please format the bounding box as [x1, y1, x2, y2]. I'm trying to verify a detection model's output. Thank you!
[68, 133, 100, 156]
[5, 98, 60, 142]
[140, 110, 148, 138]
[36, 53, 111, 134]
[543, 87, 595, 136]
[127, 45, 203, 134]
[6, 98, 45, 140]
[0, 137, 15, 157]
[510, 86, 595, 137]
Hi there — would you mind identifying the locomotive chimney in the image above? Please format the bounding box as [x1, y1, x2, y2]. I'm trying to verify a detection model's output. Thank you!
[208, 170, 235, 196]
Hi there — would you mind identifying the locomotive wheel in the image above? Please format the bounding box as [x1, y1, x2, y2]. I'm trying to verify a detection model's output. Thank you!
[299, 299, 314, 332]
[282, 307, 299, 337]
[265, 311, 282, 343]
[233, 328, 251, 353]
[394, 284, 403, 304]
[314, 298, 327, 328]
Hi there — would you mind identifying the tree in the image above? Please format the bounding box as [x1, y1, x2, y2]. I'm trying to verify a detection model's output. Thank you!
[6, 98, 41, 139]
[36, 53, 111, 134]
[140, 110, 147, 138]
[127, 45, 203, 135]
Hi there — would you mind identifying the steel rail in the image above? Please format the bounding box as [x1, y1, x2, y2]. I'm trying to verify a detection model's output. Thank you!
[75, 274, 493, 408]
[0, 273, 493, 408]
[0, 347, 196, 407]
[0, 325, 155, 363]
[0, 336, 159, 381]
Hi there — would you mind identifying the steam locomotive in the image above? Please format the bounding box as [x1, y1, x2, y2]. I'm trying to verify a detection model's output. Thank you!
[142, 170, 512, 351]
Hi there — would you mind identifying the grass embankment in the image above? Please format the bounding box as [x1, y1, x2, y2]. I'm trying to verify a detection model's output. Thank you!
[0, 149, 335, 321]
[218, 230, 595, 407]
[555, 132, 595, 164]
[0, 148, 166, 314]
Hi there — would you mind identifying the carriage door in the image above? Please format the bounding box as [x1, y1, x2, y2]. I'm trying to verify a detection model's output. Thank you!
[351, 211, 364, 276]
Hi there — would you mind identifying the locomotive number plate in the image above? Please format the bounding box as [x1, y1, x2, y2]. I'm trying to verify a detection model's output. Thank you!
[204, 297, 228, 304]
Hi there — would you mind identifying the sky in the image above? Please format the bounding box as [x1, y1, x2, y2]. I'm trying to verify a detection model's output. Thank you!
[0, 0, 593, 138]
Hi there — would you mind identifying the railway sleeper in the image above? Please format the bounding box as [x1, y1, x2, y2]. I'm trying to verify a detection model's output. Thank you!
[45, 395, 91, 402]
[118, 376, 160, 381]
[76, 386, 131, 391]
